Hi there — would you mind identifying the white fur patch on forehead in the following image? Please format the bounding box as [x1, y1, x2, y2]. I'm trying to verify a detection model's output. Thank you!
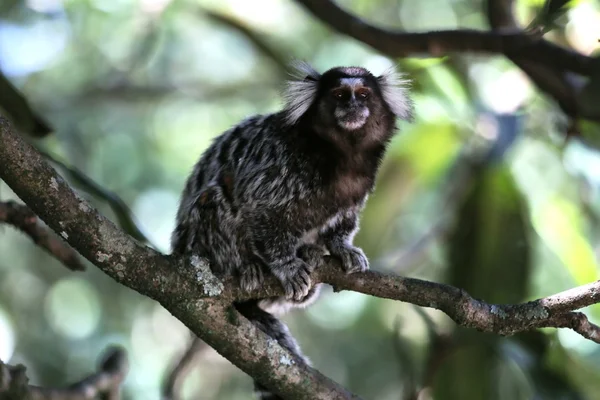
[377, 67, 414, 121]
[282, 61, 321, 125]
[338, 66, 369, 76]
[339, 77, 364, 89]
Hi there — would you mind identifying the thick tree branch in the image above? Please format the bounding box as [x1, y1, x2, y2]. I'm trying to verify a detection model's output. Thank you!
[2, 113, 600, 398]
[0, 200, 84, 271]
[0, 115, 359, 400]
[293, 0, 595, 76]
[0, 346, 128, 400]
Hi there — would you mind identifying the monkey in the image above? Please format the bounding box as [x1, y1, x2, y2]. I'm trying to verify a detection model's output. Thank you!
[170, 61, 413, 399]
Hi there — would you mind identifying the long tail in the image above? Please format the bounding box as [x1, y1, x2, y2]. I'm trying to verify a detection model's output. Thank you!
[235, 300, 310, 400]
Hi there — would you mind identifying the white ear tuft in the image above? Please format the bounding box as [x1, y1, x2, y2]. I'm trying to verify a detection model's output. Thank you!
[282, 61, 321, 125]
[288, 60, 320, 80]
[377, 67, 414, 122]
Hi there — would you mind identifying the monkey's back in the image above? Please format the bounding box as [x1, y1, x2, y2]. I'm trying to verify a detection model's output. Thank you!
[171, 113, 293, 277]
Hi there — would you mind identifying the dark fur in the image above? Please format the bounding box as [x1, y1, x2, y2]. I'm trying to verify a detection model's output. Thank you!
[171, 63, 413, 399]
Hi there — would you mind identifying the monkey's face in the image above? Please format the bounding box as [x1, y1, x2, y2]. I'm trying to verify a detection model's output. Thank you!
[328, 78, 372, 131]
[282, 63, 413, 136]
[316, 68, 388, 133]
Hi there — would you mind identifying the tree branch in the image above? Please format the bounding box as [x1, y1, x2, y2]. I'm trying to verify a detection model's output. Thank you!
[293, 0, 595, 76]
[2, 111, 600, 398]
[0, 200, 85, 271]
[485, 0, 591, 122]
[0, 115, 359, 400]
[39, 151, 150, 245]
[293, 0, 600, 122]
[0, 70, 52, 138]
[200, 8, 289, 74]
[0, 346, 128, 400]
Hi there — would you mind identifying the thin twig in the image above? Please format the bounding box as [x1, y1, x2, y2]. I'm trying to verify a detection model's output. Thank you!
[0, 70, 52, 137]
[0, 346, 128, 400]
[0, 201, 84, 271]
[201, 8, 289, 73]
[162, 338, 208, 400]
[39, 151, 150, 245]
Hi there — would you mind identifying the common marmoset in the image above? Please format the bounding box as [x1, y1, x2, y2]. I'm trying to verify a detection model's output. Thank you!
[171, 62, 413, 399]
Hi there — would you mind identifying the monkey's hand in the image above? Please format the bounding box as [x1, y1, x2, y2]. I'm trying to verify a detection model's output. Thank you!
[272, 258, 315, 302]
[329, 244, 369, 274]
[248, 215, 321, 301]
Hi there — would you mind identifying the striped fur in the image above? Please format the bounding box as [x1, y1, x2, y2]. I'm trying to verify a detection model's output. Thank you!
[172, 62, 413, 399]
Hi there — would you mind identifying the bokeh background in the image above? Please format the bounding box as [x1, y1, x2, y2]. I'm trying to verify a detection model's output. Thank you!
[2, 0, 600, 399]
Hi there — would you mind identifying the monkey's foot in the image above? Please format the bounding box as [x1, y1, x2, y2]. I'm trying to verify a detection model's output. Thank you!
[240, 262, 265, 293]
[330, 245, 369, 274]
[297, 244, 327, 271]
[273, 259, 313, 301]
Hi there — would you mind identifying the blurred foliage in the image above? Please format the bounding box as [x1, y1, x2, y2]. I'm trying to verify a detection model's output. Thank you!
[435, 160, 532, 400]
[1, 0, 600, 399]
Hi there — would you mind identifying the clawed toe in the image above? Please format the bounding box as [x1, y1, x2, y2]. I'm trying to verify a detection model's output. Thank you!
[332, 245, 369, 274]
[275, 259, 313, 301]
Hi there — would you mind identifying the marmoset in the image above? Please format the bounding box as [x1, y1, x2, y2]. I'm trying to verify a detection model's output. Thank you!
[171, 62, 413, 399]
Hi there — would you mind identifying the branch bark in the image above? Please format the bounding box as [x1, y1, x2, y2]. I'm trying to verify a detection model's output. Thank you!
[2, 112, 600, 399]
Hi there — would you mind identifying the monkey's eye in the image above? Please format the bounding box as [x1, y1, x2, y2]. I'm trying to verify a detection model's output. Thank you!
[356, 88, 371, 99]
[331, 89, 347, 101]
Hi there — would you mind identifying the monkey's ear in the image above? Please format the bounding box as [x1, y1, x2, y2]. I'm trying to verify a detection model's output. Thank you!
[282, 60, 321, 125]
[377, 68, 414, 122]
